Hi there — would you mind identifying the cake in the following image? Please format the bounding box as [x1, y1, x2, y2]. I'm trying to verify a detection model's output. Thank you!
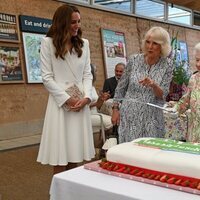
[99, 137, 200, 190]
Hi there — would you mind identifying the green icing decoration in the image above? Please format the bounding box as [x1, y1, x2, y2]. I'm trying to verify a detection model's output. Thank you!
[136, 138, 200, 155]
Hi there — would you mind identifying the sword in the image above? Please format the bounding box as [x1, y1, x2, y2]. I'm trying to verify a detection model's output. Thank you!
[114, 98, 177, 113]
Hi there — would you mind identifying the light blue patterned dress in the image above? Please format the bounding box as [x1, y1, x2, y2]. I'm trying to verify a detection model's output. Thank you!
[114, 54, 173, 143]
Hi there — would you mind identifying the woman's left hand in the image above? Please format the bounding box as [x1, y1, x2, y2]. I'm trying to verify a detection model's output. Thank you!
[139, 77, 163, 99]
[70, 98, 90, 112]
[139, 77, 155, 88]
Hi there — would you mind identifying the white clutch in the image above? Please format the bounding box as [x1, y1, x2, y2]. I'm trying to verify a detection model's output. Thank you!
[65, 83, 83, 99]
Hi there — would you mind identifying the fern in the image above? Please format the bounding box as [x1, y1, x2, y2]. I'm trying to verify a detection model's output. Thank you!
[171, 32, 190, 86]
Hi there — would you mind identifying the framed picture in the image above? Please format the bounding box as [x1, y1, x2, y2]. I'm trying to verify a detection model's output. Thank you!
[22, 32, 45, 83]
[0, 13, 19, 42]
[101, 28, 127, 78]
[0, 43, 24, 83]
[179, 40, 189, 62]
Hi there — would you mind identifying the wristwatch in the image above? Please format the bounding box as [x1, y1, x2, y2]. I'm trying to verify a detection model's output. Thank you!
[112, 105, 119, 110]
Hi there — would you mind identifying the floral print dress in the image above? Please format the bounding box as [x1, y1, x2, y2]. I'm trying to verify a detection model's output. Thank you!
[176, 72, 200, 143]
[113, 54, 173, 143]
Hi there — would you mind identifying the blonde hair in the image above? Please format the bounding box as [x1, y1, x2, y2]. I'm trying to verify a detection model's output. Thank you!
[142, 26, 171, 57]
[194, 42, 200, 54]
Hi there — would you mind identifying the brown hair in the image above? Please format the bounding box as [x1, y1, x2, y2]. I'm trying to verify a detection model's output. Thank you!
[47, 4, 83, 59]
[90, 64, 96, 84]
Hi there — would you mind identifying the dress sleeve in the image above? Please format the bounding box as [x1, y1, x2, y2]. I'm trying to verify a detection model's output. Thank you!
[159, 58, 174, 100]
[40, 37, 70, 107]
[176, 75, 194, 113]
[91, 86, 98, 103]
[82, 39, 93, 100]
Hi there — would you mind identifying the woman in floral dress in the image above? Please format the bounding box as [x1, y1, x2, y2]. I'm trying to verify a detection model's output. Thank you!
[111, 27, 174, 143]
[176, 43, 200, 143]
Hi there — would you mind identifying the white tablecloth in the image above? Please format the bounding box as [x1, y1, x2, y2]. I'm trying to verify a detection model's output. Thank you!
[50, 166, 199, 200]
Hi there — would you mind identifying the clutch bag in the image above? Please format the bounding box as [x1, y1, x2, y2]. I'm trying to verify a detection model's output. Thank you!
[63, 83, 83, 111]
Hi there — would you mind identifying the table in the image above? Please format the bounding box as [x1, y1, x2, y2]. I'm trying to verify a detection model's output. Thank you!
[49, 166, 199, 200]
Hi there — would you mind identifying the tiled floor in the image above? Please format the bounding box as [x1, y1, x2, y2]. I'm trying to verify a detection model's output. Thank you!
[0, 134, 41, 151]
[0, 133, 104, 160]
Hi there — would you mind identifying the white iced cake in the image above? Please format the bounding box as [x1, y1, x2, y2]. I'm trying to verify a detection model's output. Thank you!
[106, 138, 200, 179]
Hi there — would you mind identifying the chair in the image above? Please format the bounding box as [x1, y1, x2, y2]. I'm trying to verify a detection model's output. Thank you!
[91, 112, 113, 149]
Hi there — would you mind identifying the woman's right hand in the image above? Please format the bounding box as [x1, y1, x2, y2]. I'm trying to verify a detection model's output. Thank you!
[102, 92, 111, 101]
[65, 97, 79, 108]
[99, 91, 111, 101]
[178, 104, 188, 114]
[111, 109, 120, 126]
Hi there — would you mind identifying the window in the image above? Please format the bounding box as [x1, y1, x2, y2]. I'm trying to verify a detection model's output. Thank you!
[194, 12, 200, 26]
[136, 0, 164, 19]
[77, 0, 88, 2]
[58, 0, 200, 30]
[94, 0, 131, 13]
[168, 4, 191, 25]
[66, 0, 89, 3]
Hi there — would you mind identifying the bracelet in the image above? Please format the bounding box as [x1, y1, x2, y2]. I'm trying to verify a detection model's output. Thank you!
[112, 105, 119, 110]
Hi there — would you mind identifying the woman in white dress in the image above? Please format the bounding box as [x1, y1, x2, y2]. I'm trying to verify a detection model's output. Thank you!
[37, 5, 95, 174]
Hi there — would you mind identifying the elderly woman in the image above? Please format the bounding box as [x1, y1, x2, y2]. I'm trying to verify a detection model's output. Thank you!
[176, 43, 200, 143]
[112, 26, 173, 143]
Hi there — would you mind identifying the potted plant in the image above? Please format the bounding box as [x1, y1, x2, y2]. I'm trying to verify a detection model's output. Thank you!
[172, 61, 190, 86]
[166, 33, 191, 101]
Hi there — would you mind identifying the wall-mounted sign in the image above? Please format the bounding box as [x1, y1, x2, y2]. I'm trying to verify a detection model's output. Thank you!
[0, 13, 19, 42]
[179, 40, 189, 62]
[19, 15, 52, 34]
[0, 44, 24, 83]
[22, 32, 45, 83]
[101, 28, 127, 78]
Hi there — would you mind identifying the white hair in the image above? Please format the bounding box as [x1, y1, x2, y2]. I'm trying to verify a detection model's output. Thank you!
[142, 26, 171, 57]
[194, 42, 200, 54]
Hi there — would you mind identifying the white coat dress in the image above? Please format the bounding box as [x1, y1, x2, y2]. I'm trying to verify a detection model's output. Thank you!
[37, 37, 95, 166]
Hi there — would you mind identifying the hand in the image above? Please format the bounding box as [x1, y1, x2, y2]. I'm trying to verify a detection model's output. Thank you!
[100, 91, 111, 101]
[111, 109, 120, 126]
[70, 98, 90, 112]
[168, 101, 176, 107]
[139, 77, 155, 88]
[178, 104, 188, 114]
[65, 97, 79, 108]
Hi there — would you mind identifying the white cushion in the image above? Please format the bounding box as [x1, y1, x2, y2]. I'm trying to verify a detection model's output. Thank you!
[91, 113, 112, 130]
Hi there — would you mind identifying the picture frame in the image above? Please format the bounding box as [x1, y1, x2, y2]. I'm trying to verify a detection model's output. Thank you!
[0, 13, 19, 42]
[178, 40, 190, 78]
[101, 28, 127, 78]
[179, 40, 189, 62]
[0, 43, 24, 83]
[22, 32, 45, 83]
